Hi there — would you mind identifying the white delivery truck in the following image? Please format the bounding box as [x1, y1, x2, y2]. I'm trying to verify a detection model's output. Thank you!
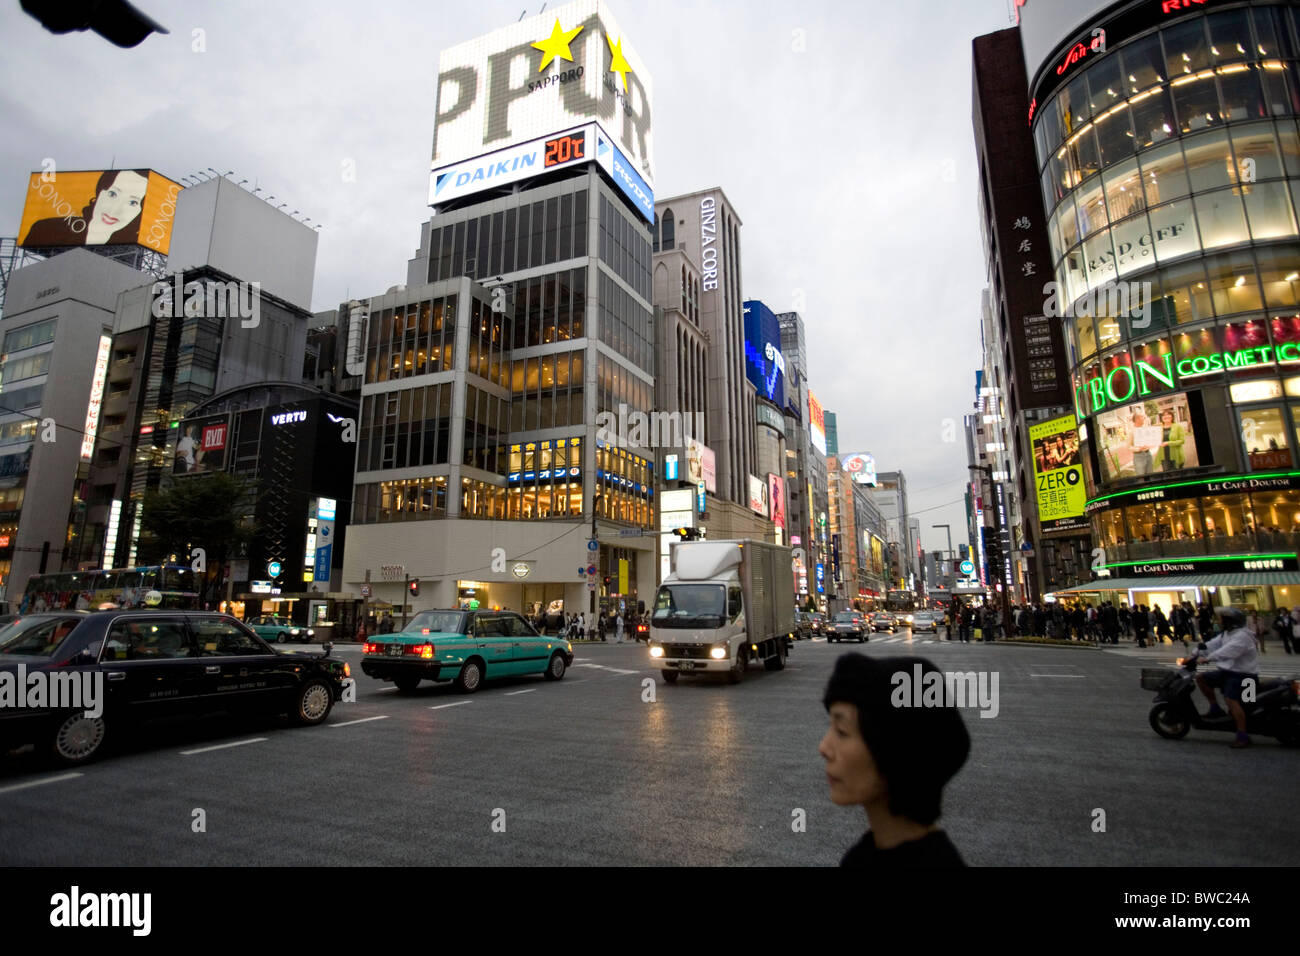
[648, 539, 795, 684]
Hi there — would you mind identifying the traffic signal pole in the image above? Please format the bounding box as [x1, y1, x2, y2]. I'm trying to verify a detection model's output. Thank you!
[403, 574, 409, 630]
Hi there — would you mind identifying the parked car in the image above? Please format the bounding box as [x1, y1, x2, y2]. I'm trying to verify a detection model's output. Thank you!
[361, 608, 574, 693]
[793, 611, 815, 641]
[871, 611, 895, 633]
[0, 610, 351, 765]
[912, 611, 939, 633]
[828, 611, 866, 643]
[246, 615, 315, 644]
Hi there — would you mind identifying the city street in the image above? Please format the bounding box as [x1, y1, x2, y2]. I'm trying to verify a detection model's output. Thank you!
[2, 633, 1296, 867]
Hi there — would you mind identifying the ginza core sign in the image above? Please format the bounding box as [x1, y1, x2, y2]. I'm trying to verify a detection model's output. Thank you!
[430, 0, 654, 208]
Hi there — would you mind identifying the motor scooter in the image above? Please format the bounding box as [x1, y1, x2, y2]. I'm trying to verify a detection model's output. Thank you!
[1143, 654, 1300, 746]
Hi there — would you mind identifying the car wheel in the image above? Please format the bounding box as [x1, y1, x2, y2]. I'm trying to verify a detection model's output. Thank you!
[1148, 703, 1190, 740]
[456, 658, 484, 693]
[662, 670, 678, 684]
[277, 632, 288, 644]
[727, 649, 745, 684]
[48, 712, 108, 766]
[393, 675, 421, 692]
[544, 651, 567, 681]
[764, 642, 786, 671]
[294, 679, 334, 726]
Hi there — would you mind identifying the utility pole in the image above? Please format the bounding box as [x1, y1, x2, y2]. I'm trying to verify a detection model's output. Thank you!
[589, 493, 604, 625]
[969, 464, 1012, 640]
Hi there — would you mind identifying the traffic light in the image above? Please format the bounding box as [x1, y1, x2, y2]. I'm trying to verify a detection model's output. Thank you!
[674, 527, 701, 541]
[21, 0, 169, 47]
[409, 578, 420, 597]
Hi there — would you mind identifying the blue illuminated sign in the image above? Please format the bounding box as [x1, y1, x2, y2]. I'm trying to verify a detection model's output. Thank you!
[741, 299, 786, 406]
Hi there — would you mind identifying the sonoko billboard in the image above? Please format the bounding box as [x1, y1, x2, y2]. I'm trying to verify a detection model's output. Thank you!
[430, 0, 653, 202]
[1074, 343, 1300, 419]
[18, 169, 182, 254]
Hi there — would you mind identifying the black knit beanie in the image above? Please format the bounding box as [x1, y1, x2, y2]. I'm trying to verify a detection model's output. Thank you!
[823, 653, 971, 824]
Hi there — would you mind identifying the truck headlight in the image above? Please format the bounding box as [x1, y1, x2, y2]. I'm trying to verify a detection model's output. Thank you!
[709, 646, 727, 660]
[649, 645, 664, 658]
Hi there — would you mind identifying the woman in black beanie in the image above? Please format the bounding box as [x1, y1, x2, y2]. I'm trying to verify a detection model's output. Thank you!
[819, 653, 971, 866]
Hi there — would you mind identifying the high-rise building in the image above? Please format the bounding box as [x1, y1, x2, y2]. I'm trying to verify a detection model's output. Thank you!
[1021, 0, 1300, 612]
[342, 0, 661, 620]
[654, 190, 755, 507]
[0, 249, 145, 603]
[972, 25, 1085, 600]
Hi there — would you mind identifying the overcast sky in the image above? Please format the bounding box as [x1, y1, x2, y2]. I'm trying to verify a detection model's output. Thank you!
[0, 0, 1021, 560]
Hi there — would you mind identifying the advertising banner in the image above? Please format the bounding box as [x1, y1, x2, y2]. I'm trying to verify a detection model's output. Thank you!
[174, 413, 230, 475]
[768, 474, 786, 530]
[1095, 394, 1200, 484]
[840, 452, 877, 486]
[808, 390, 826, 455]
[742, 300, 786, 406]
[19, 169, 182, 254]
[430, 0, 653, 198]
[748, 475, 768, 517]
[686, 439, 716, 493]
[1030, 414, 1086, 527]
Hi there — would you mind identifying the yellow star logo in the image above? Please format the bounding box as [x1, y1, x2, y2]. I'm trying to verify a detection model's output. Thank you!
[606, 32, 632, 91]
[531, 18, 584, 72]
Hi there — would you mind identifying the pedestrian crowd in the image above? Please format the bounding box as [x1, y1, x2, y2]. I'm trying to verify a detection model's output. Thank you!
[937, 598, 1295, 653]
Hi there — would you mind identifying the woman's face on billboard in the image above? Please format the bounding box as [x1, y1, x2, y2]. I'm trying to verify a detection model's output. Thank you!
[91, 171, 148, 236]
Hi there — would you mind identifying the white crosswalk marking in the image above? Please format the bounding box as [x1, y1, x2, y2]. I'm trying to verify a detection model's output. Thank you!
[576, 663, 639, 675]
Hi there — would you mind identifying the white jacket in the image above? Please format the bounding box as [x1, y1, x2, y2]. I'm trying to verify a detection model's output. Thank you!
[1202, 625, 1259, 674]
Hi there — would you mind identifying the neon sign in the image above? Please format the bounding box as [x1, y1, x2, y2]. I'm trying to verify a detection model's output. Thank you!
[1161, 0, 1207, 13]
[1056, 31, 1106, 77]
[1076, 344, 1300, 416]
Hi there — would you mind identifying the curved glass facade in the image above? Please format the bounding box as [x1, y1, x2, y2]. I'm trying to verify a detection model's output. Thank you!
[1031, 3, 1300, 582]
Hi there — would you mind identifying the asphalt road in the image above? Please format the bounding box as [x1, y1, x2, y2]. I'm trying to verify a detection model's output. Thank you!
[1, 631, 1297, 866]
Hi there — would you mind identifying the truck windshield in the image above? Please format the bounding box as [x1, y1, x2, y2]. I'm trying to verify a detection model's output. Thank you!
[652, 585, 726, 628]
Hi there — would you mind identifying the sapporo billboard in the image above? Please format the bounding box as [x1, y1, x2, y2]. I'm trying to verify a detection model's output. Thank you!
[18, 169, 182, 254]
[1029, 413, 1087, 531]
[431, 0, 654, 192]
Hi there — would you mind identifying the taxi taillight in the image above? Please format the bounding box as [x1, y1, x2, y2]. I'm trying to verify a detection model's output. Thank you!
[362, 641, 376, 654]
[404, 643, 435, 659]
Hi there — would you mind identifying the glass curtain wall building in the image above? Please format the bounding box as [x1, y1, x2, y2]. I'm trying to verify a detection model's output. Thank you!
[1029, 1, 1300, 608]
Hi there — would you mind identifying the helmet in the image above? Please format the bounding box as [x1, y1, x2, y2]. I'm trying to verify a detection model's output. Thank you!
[1215, 606, 1246, 629]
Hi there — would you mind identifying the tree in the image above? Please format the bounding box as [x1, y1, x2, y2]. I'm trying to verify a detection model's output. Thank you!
[138, 472, 259, 607]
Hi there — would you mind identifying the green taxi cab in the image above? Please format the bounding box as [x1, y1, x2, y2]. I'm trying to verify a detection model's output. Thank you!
[360, 608, 574, 693]
[247, 615, 316, 644]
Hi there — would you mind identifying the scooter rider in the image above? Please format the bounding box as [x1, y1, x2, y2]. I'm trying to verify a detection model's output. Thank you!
[1192, 606, 1260, 749]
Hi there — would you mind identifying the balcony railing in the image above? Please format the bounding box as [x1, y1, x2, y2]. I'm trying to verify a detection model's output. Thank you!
[1105, 532, 1300, 564]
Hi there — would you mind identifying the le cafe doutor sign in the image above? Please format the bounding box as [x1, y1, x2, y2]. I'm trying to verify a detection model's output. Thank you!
[1084, 473, 1300, 516]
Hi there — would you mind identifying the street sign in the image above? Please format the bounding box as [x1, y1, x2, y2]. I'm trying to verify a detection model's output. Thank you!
[587, 539, 599, 552]
[587, 564, 597, 576]
[586, 578, 597, 591]
[617, 530, 642, 538]
[960, 560, 974, 575]
[267, 561, 282, 578]
[360, 585, 372, 598]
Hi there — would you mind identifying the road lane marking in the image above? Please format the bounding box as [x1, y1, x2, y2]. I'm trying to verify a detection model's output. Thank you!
[0, 771, 83, 795]
[576, 663, 640, 675]
[429, 701, 473, 710]
[331, 715, 389, 728]
[1030, 673, 1087, 678]
[505, 688, 536, 696]
[180, 737, 267, 755]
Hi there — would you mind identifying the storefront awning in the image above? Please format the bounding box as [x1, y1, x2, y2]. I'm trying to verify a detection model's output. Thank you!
[1054, 571, 1300, 594]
